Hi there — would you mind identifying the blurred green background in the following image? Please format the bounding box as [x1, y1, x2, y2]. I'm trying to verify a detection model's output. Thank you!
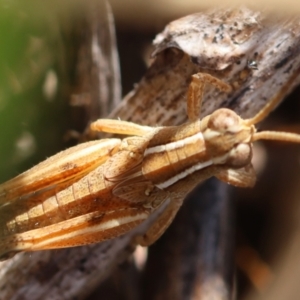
[0, 1, 76, 183]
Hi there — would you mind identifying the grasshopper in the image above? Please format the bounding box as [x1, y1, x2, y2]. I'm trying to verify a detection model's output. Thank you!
[0, 72, 299, 260]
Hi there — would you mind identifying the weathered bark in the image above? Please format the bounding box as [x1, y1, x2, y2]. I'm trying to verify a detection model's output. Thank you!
[1, 6, 300, 300]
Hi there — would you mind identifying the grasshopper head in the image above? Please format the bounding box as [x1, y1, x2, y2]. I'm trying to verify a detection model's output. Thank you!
[201, 108, 255, 168]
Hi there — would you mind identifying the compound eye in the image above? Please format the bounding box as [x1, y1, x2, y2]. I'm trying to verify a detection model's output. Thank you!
[227, 143, 252, 168]
[208, 108, 240, 133]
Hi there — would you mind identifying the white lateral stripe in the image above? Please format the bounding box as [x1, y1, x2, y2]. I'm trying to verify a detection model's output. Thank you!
[145, 132, 204, 156]
[212, 152, 229, 164]
[157, 160, 213, 189]
[203, 129, 221, 140]
[25, 212, 148, 249]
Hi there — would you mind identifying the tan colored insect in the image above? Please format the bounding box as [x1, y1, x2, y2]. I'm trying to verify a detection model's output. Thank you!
[0, 73, 300, 260]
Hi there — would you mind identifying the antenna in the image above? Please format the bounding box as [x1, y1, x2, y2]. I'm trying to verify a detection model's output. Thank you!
[243, 70, 300, 144]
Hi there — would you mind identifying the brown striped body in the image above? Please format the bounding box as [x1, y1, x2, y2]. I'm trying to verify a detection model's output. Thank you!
[0, 137, 153, 258]
[0, 110, 253, 259]
[0, 72, 299, 260]
[142, 110, 254, 191]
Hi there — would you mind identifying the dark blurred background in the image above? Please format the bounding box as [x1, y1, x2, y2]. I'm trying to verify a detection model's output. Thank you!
[1, 1, 300, 299]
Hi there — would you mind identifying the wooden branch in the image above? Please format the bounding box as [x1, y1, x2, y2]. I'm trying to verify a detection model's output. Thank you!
[141, 179, 234, 300]
[1, 6, 300, 300]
